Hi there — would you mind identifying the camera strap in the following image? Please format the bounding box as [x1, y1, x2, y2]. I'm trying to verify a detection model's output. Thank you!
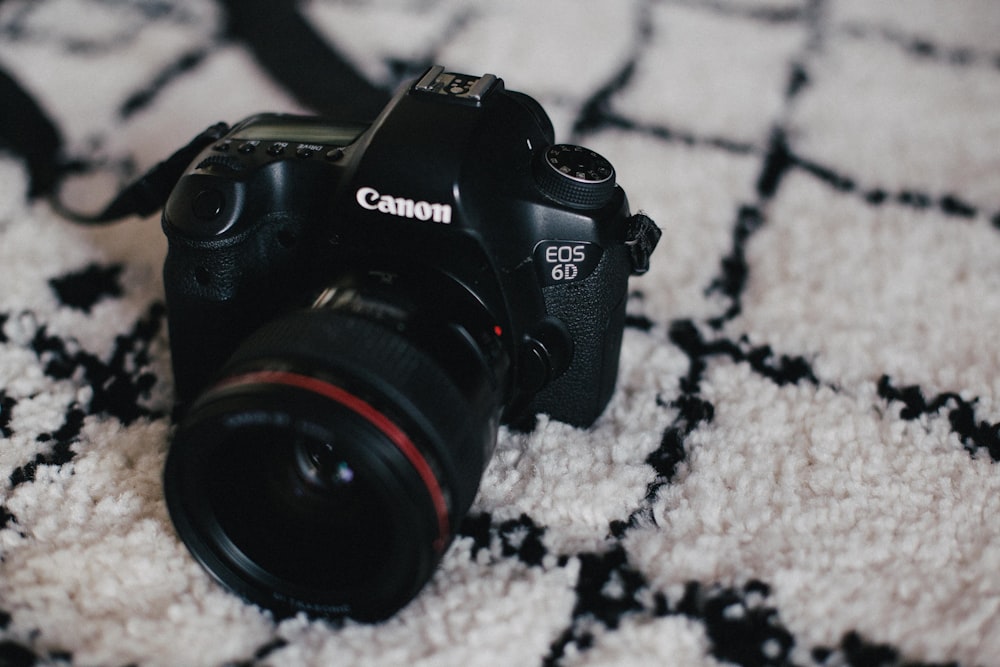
[625, 212, 662, 275]
[52, 120, 665, 279]
[52, 122, 230, 225]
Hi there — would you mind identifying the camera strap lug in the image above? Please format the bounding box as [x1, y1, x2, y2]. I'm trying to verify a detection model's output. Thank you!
[52, 122, 230, 224]
[624, 212, 661, 275]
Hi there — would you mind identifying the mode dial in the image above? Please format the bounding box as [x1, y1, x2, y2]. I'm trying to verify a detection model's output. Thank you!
[534, 144, 616, 209]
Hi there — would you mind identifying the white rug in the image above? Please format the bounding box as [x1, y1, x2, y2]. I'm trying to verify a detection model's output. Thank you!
[2, 1, 1000, 665]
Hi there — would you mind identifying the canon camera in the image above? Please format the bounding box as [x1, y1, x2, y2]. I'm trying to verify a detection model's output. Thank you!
[161, 66, 661, 621]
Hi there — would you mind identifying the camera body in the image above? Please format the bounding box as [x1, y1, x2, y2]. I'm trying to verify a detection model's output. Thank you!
[163, 66, 657, 426]
[161, 67, 659, 619]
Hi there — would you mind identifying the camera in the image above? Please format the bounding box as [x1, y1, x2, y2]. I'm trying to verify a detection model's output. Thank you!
[160, 66, 660, 621]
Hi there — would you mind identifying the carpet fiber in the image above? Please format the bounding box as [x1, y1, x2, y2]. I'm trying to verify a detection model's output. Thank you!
[2, 1, 1000, 665]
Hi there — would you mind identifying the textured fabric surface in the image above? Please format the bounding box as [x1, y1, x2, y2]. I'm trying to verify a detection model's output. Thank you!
[2, 1, 1000, 665]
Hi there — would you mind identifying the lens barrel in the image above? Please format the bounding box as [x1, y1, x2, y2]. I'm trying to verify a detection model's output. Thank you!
[164, 298, 505, 620]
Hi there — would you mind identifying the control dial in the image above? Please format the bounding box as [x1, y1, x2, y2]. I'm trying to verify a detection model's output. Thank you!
[534, 144, 616, 209]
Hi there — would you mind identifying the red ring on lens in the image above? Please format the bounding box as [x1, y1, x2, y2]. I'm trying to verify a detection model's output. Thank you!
[211, 370, 450, 551]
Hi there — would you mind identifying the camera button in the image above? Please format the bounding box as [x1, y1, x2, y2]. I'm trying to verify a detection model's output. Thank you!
[325, 148, 345, 162]
[519, 341, 551, 393]
[519, 319, 572, 392]
[296, 144, 322, 158]
[238, 141, 259, 154]
[267, 142, 288, 156]
[534, 144, 616, 209]
[192, 189, 225, 221]
[195, 155, 244, 174]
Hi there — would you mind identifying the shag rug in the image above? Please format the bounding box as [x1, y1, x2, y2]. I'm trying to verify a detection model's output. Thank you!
[2, 1, 1000, 665]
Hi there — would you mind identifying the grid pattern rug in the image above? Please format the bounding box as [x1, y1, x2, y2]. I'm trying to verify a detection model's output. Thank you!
[2, 1, 1000, 665]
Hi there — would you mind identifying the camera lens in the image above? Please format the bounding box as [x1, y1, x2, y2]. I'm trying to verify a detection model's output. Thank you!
[164, 280, 508, 620]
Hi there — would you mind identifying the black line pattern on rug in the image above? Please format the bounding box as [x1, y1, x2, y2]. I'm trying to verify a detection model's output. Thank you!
[3, 302, 167, 498]
[709, 0, 823, 326]
[544, 557, 799, 667]
[571, 0, 653, 142]
[460, 512, 549, 568]
[669, 318, 819, 389]
[588, 106, 999, 232]
[0, 603, 50, 667]
[562, 2, 983, 664]
[1, 1, 994, 665]
[120, 48, 211, 119]
[227, 638, 289, 667]
[580, 2, 999, 250]
[612, 318, 818, 540]
[838, 21, 1000, 72]
[459, 517, 968, 667]
[812, 631, 960, 667]
[0, 392, 14, 439]
[8, 408, 85, 488]
[0, 505, 16, 534]
[28, 303, 166, 425]
[667, 0, 808, 25]
[1, 326, 21, 535]
[610, 389, 712, 539]
[0, 638, 44, 667]
[0, 0, 209, 55]
[878, 376, 1000, 462]
[48, 263, 124, 314]
[537, 317, 820, 664]
[459, 513, 800, 667]
[0, 302, 167, 663]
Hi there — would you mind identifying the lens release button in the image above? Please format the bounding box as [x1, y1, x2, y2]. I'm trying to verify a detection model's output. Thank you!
[519, 340, 551, 394]
[519, 318, 572, 393]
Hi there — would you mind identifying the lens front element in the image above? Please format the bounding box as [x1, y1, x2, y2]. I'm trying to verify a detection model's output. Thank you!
[165, 369, 450, 621]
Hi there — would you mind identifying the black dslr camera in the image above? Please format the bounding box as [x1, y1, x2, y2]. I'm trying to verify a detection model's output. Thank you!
[161, 66, 660, 621]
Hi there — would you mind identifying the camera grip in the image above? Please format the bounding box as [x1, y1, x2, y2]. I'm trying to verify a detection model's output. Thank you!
[529, 244, 631, 427]
[163, 208, 313, 404]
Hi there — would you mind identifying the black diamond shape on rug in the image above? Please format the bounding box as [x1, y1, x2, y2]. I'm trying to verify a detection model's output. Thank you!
[49, 263, 123, 313]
